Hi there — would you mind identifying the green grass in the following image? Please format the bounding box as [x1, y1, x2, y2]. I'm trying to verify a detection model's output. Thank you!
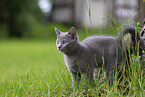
[0, 37, 144, 96]
[0, 39, 71, 96]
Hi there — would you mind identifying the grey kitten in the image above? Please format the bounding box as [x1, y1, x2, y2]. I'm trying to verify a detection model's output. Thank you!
[55, 25, 140, 89]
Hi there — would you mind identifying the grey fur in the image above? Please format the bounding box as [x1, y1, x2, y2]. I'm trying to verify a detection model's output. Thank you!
[55, 25, 140, 90]
[118, 24, 145, 55]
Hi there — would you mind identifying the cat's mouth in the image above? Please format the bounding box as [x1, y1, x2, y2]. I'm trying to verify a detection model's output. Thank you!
[58, 47, 65, 53]
[58, 47, 72, 54]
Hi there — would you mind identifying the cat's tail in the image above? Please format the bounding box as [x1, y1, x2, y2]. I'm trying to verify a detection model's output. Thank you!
[117, 24, 140, 47]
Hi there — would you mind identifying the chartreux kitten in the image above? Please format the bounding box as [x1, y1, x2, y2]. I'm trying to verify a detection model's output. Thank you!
[55, 25, 140, 90]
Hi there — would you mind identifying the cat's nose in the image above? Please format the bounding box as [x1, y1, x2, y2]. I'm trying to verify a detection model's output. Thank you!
[58, 46, 61, 49]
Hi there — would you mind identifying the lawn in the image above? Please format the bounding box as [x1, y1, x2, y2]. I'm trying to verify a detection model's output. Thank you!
[0, 39, 71, 96]
[0, 39, 63, 78]
[0, 37, 144, 96]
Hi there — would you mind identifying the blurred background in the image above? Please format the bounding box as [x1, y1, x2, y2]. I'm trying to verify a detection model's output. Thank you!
[0, 0, 145, 79]
[0, 0, 144, 39]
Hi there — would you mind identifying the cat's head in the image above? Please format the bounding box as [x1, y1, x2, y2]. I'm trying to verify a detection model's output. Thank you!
[55, 27, 79, 54]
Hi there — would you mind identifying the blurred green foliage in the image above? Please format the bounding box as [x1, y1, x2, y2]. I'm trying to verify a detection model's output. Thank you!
[0, 0, 43, 38]
[0, 0, 74, 39]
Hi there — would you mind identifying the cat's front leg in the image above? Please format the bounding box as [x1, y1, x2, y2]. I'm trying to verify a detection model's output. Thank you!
[71, 72, 81, 91]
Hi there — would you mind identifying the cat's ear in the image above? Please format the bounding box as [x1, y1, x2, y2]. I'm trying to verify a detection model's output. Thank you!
[55, 28, 61, 35]
[68, 27, 77, 39]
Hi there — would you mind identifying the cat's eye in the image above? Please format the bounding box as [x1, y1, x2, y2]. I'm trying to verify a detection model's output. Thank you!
[56, 41, 59, 44]
[63, 41, 67, 44]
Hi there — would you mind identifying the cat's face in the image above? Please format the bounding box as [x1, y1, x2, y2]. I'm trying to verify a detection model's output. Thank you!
[55, 27, 79, 54]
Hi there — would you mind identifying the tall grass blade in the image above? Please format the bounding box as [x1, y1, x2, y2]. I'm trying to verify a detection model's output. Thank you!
[84, 0, 93, 33]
